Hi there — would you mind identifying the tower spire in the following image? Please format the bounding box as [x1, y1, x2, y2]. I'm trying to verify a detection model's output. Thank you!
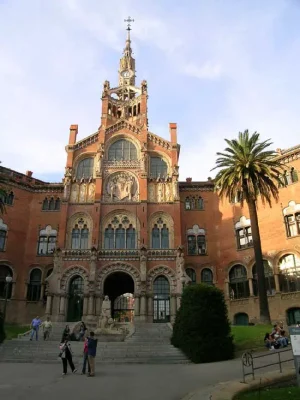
[119, 16, 136, 87]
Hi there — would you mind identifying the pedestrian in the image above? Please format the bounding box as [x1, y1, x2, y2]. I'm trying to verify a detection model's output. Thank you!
[59, 336, 77, 376]
[41, 316, 52, 341]
[61, 325, 70, 342]
[81, 338, 90, 375]
[87, 331, 98, 377]
[30, 315, 42, 341]
[78, 321, 87, 341]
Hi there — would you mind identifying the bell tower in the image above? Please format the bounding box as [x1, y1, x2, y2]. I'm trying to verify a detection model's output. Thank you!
[100, 17, 148, 128]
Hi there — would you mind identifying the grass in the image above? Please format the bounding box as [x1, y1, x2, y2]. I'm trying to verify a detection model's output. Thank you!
[235, 386, 300, 399]
[231, 325, 273, 352]
[4, 324, 30, 340]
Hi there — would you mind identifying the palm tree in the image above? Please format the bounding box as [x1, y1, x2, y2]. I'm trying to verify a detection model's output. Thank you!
[0, 162, 8, 215]
[212, 130, 284, 324]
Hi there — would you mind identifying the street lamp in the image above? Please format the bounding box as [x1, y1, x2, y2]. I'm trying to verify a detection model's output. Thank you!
[3, 275, 13, 323]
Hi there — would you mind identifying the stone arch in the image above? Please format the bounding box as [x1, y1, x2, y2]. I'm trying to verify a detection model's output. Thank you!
[101, 209, 141, 248]
[248, 256, 275, 278]
[147, 265, 176, 294]
[148, 211, 174, 248]
[60, 265, 89, 294]
[104, 133, 142, 160]
[274, 250, 300, 273]
[0, 260, 16, 280]
[66, 212, 93, 249]
[226, 261, 249, 278]
[97, 262, 141, 294]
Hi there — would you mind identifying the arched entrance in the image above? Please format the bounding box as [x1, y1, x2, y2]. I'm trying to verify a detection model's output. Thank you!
[234, 312, 249, 326]
[103, 272, 134, 321]
[67, 275, 84, 322]
[153, 275, 170, 323]
[287, 307, 300, 325]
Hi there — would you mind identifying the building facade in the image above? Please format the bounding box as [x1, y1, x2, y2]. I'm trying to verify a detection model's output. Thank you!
[1, 29, 300, 326]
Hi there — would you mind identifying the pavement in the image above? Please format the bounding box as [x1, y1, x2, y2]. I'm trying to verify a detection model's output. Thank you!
[0, 349, 294, 400]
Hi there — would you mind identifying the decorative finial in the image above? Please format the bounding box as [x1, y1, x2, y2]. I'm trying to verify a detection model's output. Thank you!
[124, 16, 134, 31]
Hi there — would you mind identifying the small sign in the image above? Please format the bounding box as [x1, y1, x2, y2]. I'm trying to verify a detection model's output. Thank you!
[289, 327, 300, 387]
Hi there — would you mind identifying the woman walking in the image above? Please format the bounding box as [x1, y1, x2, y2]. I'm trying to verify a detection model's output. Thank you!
[59, 336, 77, 375]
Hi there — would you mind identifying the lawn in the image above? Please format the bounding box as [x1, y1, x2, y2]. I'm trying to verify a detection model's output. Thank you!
[235, 386, 300, 399]
[231, 325, 272, 352]
[4, 324, 30, 340]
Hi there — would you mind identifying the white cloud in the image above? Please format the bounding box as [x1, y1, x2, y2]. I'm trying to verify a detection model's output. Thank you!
[183, 62, 222, 79]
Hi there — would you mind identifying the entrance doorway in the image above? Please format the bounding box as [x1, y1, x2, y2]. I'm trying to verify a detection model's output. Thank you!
[234, 312, 249, 326]
[67, 275, 84, 322]
[103, 272, 134, 321]
[287, 307, 300, 325]
[153, 276, 170, 323]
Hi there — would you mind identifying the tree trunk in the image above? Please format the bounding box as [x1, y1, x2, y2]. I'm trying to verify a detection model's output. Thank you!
[247, 198, 271, 324]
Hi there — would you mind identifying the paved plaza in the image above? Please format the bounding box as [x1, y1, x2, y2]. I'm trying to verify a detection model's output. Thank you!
[0, 360, 242, 400]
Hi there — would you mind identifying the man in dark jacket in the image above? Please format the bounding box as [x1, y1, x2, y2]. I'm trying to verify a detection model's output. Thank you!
[87, 331, 98, 377]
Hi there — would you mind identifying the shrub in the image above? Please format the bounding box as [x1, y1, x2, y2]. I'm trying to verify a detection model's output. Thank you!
[171, 284, 234, 363]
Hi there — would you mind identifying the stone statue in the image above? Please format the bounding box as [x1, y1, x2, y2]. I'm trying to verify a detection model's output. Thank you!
[99, 295, 112, 329]
[157, 183, 164, 202]
[148, 184, 155, 202]
[165, 183, 172, 202]
[173, 180, 179, 201]
[70, 184, 78, 202]
[89, 247, 97, 282]
[88, 183, 95, 202]
[176, 247, 191, 293]
[141, 80, 148, 94]
[107, 173, 136, 201]
[140, 246, 147, 282]
[47, 248, 63, 294]
[79, 184, 86, 202]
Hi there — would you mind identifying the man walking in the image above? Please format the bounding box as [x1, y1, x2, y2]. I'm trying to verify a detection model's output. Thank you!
[41, 316, 52, 341]
[30, 316, 42, 341]
[87, 331, 98, 377]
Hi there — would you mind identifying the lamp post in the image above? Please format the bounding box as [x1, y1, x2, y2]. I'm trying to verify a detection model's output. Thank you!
[3, 275, 13, 323]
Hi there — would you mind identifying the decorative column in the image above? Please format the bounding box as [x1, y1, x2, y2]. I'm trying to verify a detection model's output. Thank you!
[87, 293, 95, 319]
[45, 295, 52, 315]
[274, 274, 280, 292]
[249, 278, 254, 296]
[224, 280, 230, 299]
[147, 294, 153, 321]
[140, 295, 147, 320]
[83, 294, 89, 317]
[59, 295, 66, 321]
[95, 293, 103, 316]
[134, 294, 140, 318]
[170, 295, 177, 323]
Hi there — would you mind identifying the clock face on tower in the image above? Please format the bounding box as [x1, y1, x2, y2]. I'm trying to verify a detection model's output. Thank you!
[122, 70, 130, 78]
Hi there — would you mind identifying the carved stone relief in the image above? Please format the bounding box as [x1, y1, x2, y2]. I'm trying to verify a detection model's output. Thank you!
[147, 182, 173, 202]
[70, 183, 95, 203]
[105, 172, 138, 202]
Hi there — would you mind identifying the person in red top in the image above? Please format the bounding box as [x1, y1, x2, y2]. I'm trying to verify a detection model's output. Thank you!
[81, 338, 90, 375]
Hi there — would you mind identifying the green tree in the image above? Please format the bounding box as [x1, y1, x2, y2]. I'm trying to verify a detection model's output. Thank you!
[211, 130, 283, 324]
[171, 284, 234, 363]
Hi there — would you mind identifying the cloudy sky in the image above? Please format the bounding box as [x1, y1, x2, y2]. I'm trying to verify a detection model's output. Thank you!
[1, 0, 299, 182]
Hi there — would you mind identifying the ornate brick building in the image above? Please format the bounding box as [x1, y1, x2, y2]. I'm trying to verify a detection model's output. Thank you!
[1, 28, 300, 326]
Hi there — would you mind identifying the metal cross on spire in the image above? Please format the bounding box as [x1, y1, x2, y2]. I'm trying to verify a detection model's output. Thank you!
[124, 16, 134, 31]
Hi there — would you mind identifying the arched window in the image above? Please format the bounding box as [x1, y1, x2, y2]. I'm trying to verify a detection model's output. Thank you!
[252, 260, 275, 296]
[0, 265, 13, 299]
[4, 191, 14, 206]
[229, 265, 249, 299]
[48, 197, 55, 210]
[104, 217, 136, 249]
[186, 268, 196, 284]
[76, 158, 94, 179]
[0, 219, 8, 251]
[37, 225, 57, 255]
[27, 268, 42, 301]
[185, 197, 191, 210]
[150, 157, 168, 179]
[279, 254, 300, 293]
[187, 225, 206, 255]
[151, 218, 169, 249]
[291, 168, 298, 183]
[71, 218, 89, 250]
[42, 198, 49, 210]
[55, 198, 61, 210]
[280, 168, 298, 186]
[201, 268, 213, 285]
[197, 197, 204, 210]
[108, 139, 137, 161]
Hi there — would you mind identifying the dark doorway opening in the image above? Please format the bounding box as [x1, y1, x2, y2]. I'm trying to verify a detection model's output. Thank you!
[287, 307, 300, 325]
[103, 272, 134, 321]
[153, 275, 170, 323]
[67, 275, 84, 322]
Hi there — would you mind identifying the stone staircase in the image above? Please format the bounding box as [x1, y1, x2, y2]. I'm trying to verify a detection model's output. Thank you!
[0, 322, 190, 364]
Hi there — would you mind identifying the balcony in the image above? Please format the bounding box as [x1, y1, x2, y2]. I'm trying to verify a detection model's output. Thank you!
[60, 248, 177, 261]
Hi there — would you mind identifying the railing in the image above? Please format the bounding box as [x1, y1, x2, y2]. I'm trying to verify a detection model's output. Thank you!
[60, 248, 178, 260]
[98, 249, 140, 258]
[241, 348, 294, 383]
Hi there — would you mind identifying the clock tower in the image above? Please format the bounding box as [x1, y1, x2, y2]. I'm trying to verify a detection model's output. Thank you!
[119, 17, 136, 87]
